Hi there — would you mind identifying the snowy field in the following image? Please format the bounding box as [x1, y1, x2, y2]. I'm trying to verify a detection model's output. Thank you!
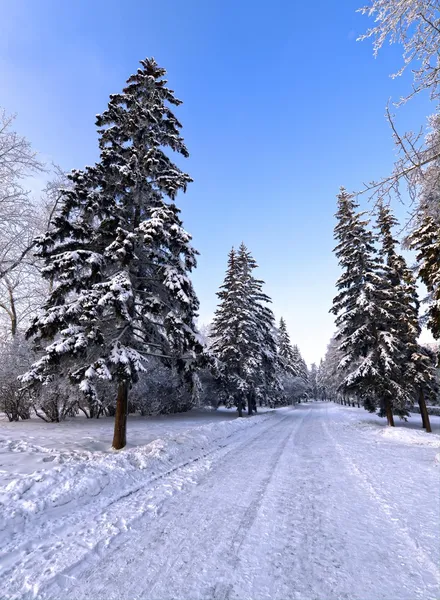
[0, 402, 439, 600]
[0, 408, 250, 485]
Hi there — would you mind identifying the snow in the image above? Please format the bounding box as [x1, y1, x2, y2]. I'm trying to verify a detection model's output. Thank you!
[0, 408, 256, 483]
[1, 403, 439, 600]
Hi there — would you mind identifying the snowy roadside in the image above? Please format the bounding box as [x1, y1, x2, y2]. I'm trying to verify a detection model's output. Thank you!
[0, 409, 286, 565]
[328, 403, 440, 446]
[0, 408, 251, 483]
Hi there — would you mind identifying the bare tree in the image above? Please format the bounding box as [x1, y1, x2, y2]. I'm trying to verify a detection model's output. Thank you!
[357, 2, 440, 203]
[359, 108, 440, 205]
[0, 109, 46, 336]
[358, 0, 440, 103]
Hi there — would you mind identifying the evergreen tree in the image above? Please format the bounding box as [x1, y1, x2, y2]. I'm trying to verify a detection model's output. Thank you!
[407, 213, 440, 340]
[309, 363, 319, 400]
[291, 345, 308, 381]
[277, 317, 296, 375]
[330, 188, 411, 425]
[276, 317, 304, 405]
[316, 359, 327, 400]
[210, 248, 247, 416]
[378, 201, 438, 430]
[288, 344, 309, 401]
[319, 334, 345, 403]
[210, 244, 280, 415]
[21, 58, 201, 449]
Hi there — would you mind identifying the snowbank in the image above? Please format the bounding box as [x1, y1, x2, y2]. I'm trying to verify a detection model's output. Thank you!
[0, 410, 277, 542]
[376, 426, 440, 448]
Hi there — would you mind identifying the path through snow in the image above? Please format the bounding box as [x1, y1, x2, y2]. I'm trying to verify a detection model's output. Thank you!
[1, 403, 439, 600]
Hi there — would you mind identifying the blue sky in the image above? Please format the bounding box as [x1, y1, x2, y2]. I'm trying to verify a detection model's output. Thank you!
[1, 0, 435, 364]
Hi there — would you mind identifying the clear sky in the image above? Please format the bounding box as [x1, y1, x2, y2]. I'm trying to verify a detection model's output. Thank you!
[1, 0, 435, 364]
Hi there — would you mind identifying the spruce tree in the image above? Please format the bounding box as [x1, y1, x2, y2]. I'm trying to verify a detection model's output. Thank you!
[276, 317, 301, 405]
[236, 243, 281, 411]
[22, 58, 201, 449]
[210, 244, 280, 415]
[309, 363, 319, 400]
[291, 345, 308, 381]
[319, 334, 345, 403]
[377, 202, 438, 430]
[210, 248, 247, 416]
[331, 188, 411, 425]
[407, 213, 440, 340]
[277, 317, 296, 375]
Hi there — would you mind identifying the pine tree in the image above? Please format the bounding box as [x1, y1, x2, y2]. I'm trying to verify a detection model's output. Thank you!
[277, 317, 296, 375]
[377, 201, 439, 431]
[210, 244, 280, 415]
[407, 213, 440, 340]
[291, 345, 308, 381]
[240, 249, 280, 410]
[330, 188, 411, 425]
[275, 317, 301, 405]
[309, 363, 319, 400]
[210, 248, 246, 416]
[319, 335, 345, 403]
[21, 58, 201, 449]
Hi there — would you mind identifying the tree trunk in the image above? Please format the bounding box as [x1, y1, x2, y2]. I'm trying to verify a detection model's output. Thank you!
[247, 391, 253, 415]
[237, 392, 243, 418]
[418, 387, 432, 433]
[384, 398, 395, 427]
[8, 281, 17, 337]
[112, 381, 129, 449]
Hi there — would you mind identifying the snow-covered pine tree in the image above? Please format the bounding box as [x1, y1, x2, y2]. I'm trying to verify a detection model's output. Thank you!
[236, 243, 281, 411]
[309, 363, 319, 400]
[407, 213, 440, 340]
[210, 244, 280, 415]
[210, 248, 246, 416]
[291, 345, 308, 380]
[275, 317, 301, 405]
[330, 187, 411, 425]
[377, 201, 439, 430]
[319, 335, 346, 403]
[316, 359, 326, 401]
[285, 344, 308, 402]
[407, 345, 438, 432]
[277, 317, 296, 375]
[22, 58, 201, 449]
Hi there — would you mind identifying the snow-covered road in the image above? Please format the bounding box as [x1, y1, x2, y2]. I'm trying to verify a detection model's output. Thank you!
[2, 403, 440, 600]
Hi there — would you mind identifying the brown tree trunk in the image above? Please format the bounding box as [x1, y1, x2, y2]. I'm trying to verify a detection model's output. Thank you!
[385, 398, 395, 427]
[236, 392, 243, 418]
[418, 387, 432, 433]
[112, 381, 129, 449]
[238, 400, 243, 418]
[10, 296, 17, 337]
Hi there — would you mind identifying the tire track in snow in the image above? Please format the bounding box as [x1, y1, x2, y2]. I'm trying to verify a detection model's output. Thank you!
[322, 415, 440, 591]
[230, 406, 354, 600]
[41, 408, 310, 600]
[7, 410, 297, 600]
[136, 408, 310, 600]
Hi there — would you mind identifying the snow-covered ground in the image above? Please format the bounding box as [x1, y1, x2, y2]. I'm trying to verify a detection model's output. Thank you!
[0, 403, 439, 600]
[0, 408, 253, 484]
